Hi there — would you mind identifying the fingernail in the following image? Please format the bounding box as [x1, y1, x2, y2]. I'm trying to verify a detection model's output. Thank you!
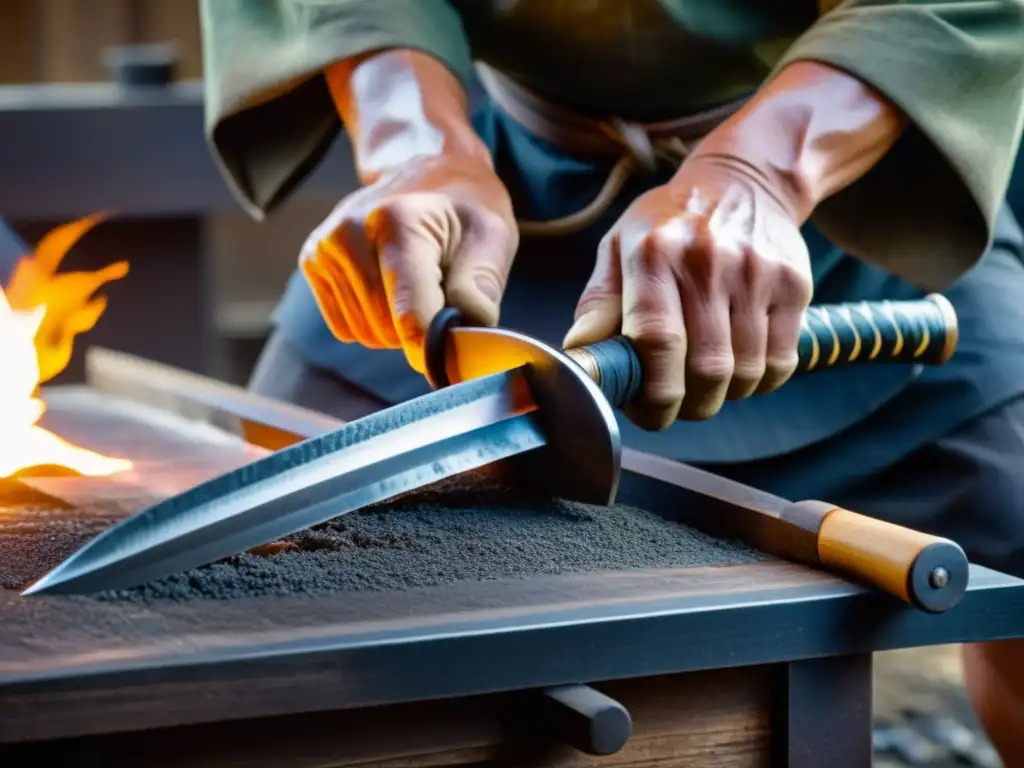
[563, 311, 602, 348]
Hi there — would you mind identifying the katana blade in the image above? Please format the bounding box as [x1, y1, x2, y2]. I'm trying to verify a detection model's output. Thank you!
[24, 370, 546, 595]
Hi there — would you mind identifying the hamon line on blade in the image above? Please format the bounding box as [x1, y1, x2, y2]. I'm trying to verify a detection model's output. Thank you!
[24, 369, 546, 595]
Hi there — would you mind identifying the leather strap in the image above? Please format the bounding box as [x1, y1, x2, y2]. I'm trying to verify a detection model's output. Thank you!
[474, 63, 748, 238]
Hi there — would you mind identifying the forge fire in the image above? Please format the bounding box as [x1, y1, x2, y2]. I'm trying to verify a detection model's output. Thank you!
[0, 214, 132, 478]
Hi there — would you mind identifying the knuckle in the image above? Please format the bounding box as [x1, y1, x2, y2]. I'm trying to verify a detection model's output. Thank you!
[373, 197, 416, 226]
[576, 267, 623, 311]
[643, 382, 685, 411]
[304, 217, 350, 259]
[470, 208, 515, 242]
[575, 288, 615, 316]
[369, 196, 439, 242]
[765, 352, 799, 377]
[645, 225, 682, 253]
[626, 272, 678, 318]
[738, 245, 765, 282]
[631, 318, 685, 353]
[388, 277, 415, 308]
[626, 402, 678, 433]
[732, 357, 767, 384]
[470, 212, 520, 269]
[775, 263, 813, 305]
[680, 397, 725, 422]
[626, 231, 672, 274]
[688, 351, 735, 384]
[759, 354, 798, 393]
[367, 203, 405, 241]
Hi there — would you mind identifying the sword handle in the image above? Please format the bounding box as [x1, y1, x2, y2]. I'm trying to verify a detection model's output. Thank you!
[564, 294, 958, 410]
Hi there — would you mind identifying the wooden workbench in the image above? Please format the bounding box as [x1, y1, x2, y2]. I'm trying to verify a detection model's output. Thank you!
[0, 361, 1022, 768]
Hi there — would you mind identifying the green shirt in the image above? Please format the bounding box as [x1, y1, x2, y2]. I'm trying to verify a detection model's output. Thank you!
[200, 0, 1024, 291]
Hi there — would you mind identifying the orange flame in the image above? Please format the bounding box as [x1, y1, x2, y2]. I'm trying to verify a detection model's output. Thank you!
[0, 214, 132, 478]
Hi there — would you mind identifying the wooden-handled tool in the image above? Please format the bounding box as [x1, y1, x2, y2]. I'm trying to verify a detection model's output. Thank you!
[627, 453, 969, 613]
[425, 293, 966, 612]
[776, 500, 967, 612]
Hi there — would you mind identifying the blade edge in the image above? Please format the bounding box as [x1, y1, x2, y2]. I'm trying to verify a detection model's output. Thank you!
[26, 371, 545, 595]
[30, 413, 547, 595]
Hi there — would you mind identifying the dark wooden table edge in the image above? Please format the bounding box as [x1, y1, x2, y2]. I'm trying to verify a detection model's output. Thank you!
[0, 564, 1021, 744]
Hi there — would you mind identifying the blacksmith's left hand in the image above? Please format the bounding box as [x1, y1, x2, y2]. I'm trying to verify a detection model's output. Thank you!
[563, 155, 813, 430]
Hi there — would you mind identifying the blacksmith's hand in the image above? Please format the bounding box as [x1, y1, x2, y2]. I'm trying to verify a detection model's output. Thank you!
[300, 156, 516, 373]
[563, 156, 812, 429]
[300, 50, 518, 374]
[562, 61, 905, 430]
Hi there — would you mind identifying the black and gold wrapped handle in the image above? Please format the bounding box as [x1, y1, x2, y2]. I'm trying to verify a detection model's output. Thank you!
[425, 293, 966, 613]
[569, 294, 956, 407]
[794, 293, 958, 373]
[523, 293, 955, 411]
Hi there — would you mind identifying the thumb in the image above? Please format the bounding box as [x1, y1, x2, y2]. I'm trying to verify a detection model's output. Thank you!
[367, 197, 447, 374]
[562, 235, 623, 348]
[444, 211, 518, 327]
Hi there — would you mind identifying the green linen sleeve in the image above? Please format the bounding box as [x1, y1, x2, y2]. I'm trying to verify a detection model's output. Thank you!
[774, 0, 1024, 291]
[199, 0, 473, 219]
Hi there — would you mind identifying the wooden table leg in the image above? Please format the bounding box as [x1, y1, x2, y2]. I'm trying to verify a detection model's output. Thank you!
[772, 654, 873, 767]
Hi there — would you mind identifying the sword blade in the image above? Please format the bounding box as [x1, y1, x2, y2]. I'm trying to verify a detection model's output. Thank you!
[25, 369, 545, 595]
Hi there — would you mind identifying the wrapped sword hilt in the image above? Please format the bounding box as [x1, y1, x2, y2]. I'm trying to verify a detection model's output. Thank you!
[562, 294, 958, 410]
[424, 294, 959, 411]
[795, 293, 957, 373]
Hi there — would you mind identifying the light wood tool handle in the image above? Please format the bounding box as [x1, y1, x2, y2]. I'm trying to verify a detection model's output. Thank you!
[781, 500, 969, 612]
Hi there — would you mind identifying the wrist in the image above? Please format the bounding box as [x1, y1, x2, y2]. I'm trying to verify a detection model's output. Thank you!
[326, 51, 491, 184]
[686, 61, 905, 221]
[672, 151, 809, 222]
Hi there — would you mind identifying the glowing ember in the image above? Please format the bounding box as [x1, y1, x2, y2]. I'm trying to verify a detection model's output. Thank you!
[0, 214, 132, 478]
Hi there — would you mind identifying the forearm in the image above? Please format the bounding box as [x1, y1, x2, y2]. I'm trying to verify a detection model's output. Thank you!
[325, 50, 491, 185]
[689, 60, 906, 222]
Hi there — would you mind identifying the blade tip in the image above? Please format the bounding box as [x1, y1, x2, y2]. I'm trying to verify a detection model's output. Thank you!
[21, 571, 72, 596]
[21, 580, 50, 596]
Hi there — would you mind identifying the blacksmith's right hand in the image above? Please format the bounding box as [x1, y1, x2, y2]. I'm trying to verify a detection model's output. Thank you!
[300, 154, 518, 374]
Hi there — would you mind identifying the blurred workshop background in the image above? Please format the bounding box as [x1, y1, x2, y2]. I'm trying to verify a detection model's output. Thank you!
[0, 0, 356, 387]
[0, 0, 1021, 390]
